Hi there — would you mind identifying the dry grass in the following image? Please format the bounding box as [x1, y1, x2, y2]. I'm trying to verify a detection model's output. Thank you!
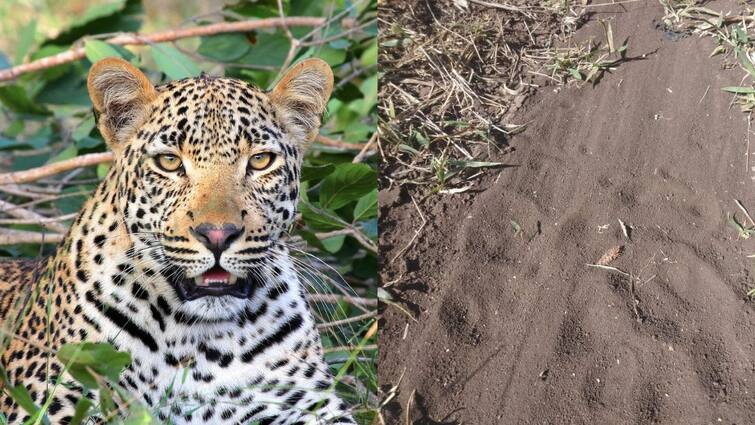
[659, 0, 755, 110]
[379, 0, 629, 195]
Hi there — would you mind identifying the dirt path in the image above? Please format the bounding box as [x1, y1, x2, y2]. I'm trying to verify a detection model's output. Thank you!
[379, 2, 755, 424]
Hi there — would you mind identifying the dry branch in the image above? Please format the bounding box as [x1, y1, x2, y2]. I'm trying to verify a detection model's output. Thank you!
[0, 229, 63, 245]
[0, 199, 68, 233]
[1, 153, 112, 185]
[0, 17, 326, 82]
[314, 135, 368, 151]
[0, 136, 367, 185]
[308, 293, 377, 307]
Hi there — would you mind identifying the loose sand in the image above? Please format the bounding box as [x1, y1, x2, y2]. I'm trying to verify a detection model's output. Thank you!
[380, 2, 755, 423]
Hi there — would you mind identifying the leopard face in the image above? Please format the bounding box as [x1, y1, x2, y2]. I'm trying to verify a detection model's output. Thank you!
[88, 58, 333, 320]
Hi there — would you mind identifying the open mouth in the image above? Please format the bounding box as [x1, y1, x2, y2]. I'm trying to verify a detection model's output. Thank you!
[169, 265, 257, 301]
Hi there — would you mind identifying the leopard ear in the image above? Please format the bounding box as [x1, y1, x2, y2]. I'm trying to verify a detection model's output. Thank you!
[269, 58, 334, 143]
[87, 58, 157, 149]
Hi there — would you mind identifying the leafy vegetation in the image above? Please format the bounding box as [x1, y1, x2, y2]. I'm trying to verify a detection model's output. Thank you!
[0, 0, 377, 423]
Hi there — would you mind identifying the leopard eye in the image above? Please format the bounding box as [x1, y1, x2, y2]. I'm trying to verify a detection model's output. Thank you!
[248, 152, 275, 171]
[155, 154, 183, 172]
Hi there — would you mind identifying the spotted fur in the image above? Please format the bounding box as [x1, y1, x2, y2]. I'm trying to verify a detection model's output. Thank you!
[0, 58, 355, 424]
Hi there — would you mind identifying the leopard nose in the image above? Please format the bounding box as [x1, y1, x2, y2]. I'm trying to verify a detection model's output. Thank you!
[190, 223, 243, 259]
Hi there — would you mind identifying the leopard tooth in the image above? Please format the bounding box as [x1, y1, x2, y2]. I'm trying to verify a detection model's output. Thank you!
[194, 276, 205, 287]
[229, 275, 238, 284]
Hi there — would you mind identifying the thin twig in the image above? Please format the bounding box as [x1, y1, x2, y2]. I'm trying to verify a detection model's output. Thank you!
[468, 0, 528, 13]
[0, 199, 68, 233]
[581, 0, 643, 8]
[317, 311, 377, 330]
[0, 213, 77, 225]
[323, 343, 377, 353]
[0, 229, 63, 245]
[313, 135, 369, 151]
[585, 263, 631, 277]
[0, 17, 326, 82]
[0, 152, 112, 185]
[308, 293, 377, 307]
[277, 0, 301, 74]
[353, 132, 379, 163]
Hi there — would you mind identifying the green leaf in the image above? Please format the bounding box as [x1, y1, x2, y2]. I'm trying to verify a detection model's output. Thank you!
[360, 40, 377, 68]
[150, 43, 200, 80]
[84, 40, 123, 63]
[722, 86, 755, 94]
[4, 120, 24, 137]
[297, 229, 327, 251]
[73, 116, 96, 141]
[47, 145, 78, 164]
[0, 137, 24, 151]
[76, 136, 103, 149]
[98, 386, 116, 415]
[413, 130, 429, 146]
[15, 19, 36, 65]
[12, 153, 48, 171]
[0, 85, 49, 115]
[45, 0, 142, 47]
[301, 163, 335, 182]
[299, 200, 348, 231]
[228, 0, 279, 18]
[353, 189, 377, 221]
[329, 38, 350, 50]
[57, 342, 131, 389]
[321, 234, 346, 253]
[70, 398, 94, 425]
[122, 405, 158, 425]
[97, 163, 111, 179]
[398, 144, 420, 155]
[198, 33, 251, 62]
[735, 47, 755, 79]
[313, 45, 347, 66]
[239, 33, 290, 69]
[35, 68, 91, 106]
[71, 0, 127, 29]
[26, 126, 52, 149]
[319, 163, 377, 210]
[348, 74, 377, 116]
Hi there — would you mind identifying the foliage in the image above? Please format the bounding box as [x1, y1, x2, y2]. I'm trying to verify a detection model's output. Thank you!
[0, 0, 377, 423]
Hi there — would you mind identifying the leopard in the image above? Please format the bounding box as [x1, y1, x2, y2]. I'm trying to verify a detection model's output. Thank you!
[0, 57, 357, 425]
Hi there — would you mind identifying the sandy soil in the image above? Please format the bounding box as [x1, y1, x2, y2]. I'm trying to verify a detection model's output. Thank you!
[379, 2, 755, 424]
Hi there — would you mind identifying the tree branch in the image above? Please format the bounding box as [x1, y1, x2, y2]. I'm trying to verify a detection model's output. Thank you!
[0, 199, 68, 233]
[0, 16, 326, 82]
[0, 229, 63, 245]
[0, 152, 112, 185]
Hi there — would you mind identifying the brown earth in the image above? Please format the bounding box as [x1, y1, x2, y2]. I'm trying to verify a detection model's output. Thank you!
[379, 2, 755, 424]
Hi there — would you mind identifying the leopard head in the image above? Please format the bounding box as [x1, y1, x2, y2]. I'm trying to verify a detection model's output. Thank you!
[87, 57, 333, 317]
